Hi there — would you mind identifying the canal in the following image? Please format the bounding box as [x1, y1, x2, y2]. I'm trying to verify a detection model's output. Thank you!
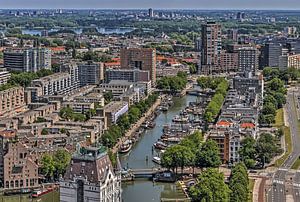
[120, 94, 196, 202]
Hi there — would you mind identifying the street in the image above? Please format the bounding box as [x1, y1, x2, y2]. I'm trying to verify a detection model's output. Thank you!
[267, 88, 300, 202]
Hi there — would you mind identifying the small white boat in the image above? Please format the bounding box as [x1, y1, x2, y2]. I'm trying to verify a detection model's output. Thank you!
[119, 140, 132, 153]
[152, 156, 161, 165]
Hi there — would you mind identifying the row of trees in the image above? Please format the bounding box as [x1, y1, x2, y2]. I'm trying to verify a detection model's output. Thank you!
[101, 93, 159, 148]
[0, 83, 17, 91]
[260, 68, 288, 125]
[7, 69, 53, 87]
[239, 133, 282, 168]
[156, 72, 188, 93]
[189, 168, 230, 202]
[263, 67, 300, 83]
[41, 149, 71, 182]
[161, 131, 222, 174]
[78, 51, 113, 63]
[203, 78, 229, 123]
[197, 76, 227, 90]
[229, 163, 249, 202]
[189, 163, 250, 202]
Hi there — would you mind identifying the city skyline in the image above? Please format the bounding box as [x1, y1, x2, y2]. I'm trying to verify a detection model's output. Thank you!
[1, 0, 300, 10]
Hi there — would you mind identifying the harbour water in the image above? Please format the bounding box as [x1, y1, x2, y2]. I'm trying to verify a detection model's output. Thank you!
[0, 95, 195, 202]
[120, 95, 196, 202]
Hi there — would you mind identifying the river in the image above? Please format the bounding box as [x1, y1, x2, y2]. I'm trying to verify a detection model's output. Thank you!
[0, 27, 134, 36]
[120, 94, 196, 202]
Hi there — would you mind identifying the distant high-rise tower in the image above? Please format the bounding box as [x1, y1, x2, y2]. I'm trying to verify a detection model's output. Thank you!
[237, 12, 245, 22]
[148, 8, 154, 18]
[227, 29, 238, 42]
[200, 22, 222, 74]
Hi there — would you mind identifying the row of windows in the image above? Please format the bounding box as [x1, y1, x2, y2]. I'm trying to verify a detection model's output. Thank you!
[5, 178, 37, 188]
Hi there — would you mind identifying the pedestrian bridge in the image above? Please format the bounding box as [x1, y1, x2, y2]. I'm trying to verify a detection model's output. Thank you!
[121, 168, 166, 179]
[130, 168, 161, 178]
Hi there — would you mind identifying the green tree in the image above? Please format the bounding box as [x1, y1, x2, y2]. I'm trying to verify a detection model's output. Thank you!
[180, 130, 203, 151]
[52, 39, 64, 46]
[268, 78, 286, 93]
[274, 92, 286, 108]
[85, 109, 96, 120]
[239, 137, 256, 168]
[256, 133, 281, 167]
[229, 163, 249, 202]
[188, 63, 197, 74]
[128, 107, 141, 123]
[179, 130, 202, 173]
[161, 145, 195, 174]
[196, 140, 221, 168]
[262, 102, 276, 116]
[59, 107, 74, 120]
[35, 117, 47, 123]
[41, 154, 55, 180]
[9, 72, 38, 87]
[104, 91, 113, 104]
[203, 111, 214, 123]
[264, 95, 277, 107]
[117, 114, 131, 131]
[53, 149, 71, 176]
[41, 128, 49, 135]
[36, 69, 53, 77]
[189, 168, 230, 202]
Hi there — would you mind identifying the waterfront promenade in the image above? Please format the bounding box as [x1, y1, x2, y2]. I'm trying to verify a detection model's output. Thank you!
[112, 95, 164, 153]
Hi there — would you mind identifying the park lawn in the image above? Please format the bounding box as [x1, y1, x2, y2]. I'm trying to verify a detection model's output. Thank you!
[273, 108, 293, 167]
[275, 126, 292, 167]
[248, 179, 255, 202]
[274, 108, 284, 128]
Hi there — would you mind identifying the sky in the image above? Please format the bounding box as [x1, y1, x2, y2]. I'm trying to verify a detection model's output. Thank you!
[1, 0, 300, 10]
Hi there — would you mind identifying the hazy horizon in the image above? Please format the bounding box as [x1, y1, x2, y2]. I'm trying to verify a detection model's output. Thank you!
[1, 0, 300, 10]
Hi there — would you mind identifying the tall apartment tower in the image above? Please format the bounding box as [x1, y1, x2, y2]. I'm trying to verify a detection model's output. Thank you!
[200, 22, 222, 74]
[236, 46, 259, 73]
[60, 62, 80, 89]
[227, 29, 238, 42]
[120, 48, 156, 85]
[78, 62, 104, 87]
[4, 48, 51, 72]
[261, 43, 282, 68]
[148, 8, 154, 18]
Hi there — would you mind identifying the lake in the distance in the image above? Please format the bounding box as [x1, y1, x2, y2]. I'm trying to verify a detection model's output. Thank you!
[0, 27, 135, 36]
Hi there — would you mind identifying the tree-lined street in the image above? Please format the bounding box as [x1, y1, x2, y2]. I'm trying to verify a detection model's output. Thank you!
[267, 88, 300, 202]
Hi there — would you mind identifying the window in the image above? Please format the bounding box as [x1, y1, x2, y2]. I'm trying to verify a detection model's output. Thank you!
[30, 179, 34, 186]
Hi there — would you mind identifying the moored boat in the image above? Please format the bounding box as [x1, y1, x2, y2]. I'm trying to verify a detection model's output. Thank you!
[152, 156, 161, 165]
[148, 121, 156, 128]
[119, 140, 133, 153]
[153, 141, 168, 150]
[31, 188, 54, 198]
